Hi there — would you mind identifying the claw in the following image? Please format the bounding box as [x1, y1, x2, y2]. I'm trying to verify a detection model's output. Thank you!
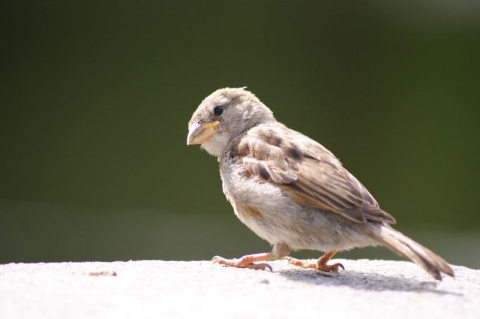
[212, 256, 226, 265]
[284, 251, 345, 273]
[212, 255, 273, 272]
[251, 263, 273, 272]
[322, 262, 344, 272]
[335, 263, 345, 271]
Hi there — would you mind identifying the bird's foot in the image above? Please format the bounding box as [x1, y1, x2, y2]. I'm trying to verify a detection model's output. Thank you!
[284, 256, 318, 269]
[212, 254, 273, 272]
[284, 250, 344, 273]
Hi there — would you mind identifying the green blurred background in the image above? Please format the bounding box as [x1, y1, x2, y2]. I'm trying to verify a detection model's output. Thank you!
[2, 1, 479, 268]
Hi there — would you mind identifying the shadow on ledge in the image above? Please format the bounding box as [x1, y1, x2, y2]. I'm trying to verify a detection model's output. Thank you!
[278, 268, 461, 296]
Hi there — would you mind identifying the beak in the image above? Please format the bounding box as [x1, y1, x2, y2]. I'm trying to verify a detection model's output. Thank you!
[186, 121, 220, 145]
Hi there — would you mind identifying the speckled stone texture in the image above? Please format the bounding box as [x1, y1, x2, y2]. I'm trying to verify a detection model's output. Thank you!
[0, 259, 478, 319]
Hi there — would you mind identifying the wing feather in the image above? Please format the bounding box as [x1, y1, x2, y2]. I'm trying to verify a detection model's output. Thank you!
[231, 124, 396, 224]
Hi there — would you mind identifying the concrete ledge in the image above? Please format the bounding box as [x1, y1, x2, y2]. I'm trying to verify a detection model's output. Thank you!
[0, 259, 478, 319]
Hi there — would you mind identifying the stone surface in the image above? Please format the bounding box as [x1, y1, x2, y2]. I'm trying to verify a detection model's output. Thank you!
[0, 259, 478, 319]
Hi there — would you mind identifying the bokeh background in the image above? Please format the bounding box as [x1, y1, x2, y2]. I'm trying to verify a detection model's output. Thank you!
[2, 1, 479, 268]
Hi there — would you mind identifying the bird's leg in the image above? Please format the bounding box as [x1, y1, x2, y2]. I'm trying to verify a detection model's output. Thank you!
[316, 250, 345, 272]
[285, 250, 345, 272]
[212, 243, 291, 272]
[212, 252, 275, 271]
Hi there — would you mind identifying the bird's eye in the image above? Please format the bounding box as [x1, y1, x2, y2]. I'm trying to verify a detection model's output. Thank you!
[213, 105, 223, 116]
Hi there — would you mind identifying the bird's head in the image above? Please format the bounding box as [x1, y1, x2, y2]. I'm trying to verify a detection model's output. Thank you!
[187, 87, 275, 157]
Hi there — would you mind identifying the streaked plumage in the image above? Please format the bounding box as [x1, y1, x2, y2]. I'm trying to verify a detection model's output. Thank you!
[187, 87, 454, 280]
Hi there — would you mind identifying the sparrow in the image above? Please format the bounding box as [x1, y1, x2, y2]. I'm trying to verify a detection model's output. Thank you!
[186, 87, 454, 280]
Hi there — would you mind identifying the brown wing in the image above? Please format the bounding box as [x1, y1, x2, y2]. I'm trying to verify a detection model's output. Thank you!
[232, 124, 396, 224]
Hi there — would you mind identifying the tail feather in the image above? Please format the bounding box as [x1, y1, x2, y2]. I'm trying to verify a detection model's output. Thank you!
[369, 225, 454, 280]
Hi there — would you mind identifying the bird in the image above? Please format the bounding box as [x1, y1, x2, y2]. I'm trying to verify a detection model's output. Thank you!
[186, 87, 454, 280]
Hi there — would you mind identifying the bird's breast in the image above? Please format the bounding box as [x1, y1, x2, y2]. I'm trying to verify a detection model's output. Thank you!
[219, 159, 378, 251]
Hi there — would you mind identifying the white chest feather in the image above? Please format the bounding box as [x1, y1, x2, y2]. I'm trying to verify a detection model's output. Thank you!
[201, 133, 230, 158]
